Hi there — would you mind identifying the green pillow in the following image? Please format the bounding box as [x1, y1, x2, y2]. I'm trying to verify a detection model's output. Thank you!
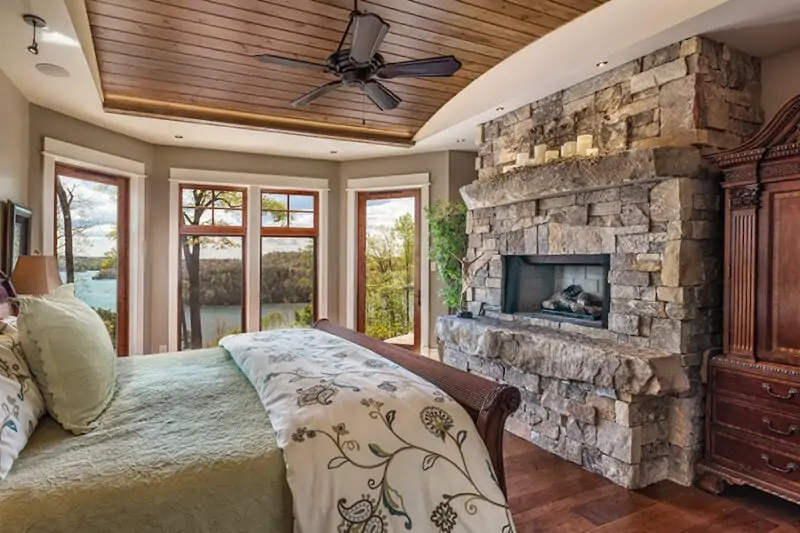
[14, 284, 116, 434]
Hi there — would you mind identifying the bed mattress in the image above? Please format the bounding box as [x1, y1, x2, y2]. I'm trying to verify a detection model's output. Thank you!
[0, 348, 292, 533]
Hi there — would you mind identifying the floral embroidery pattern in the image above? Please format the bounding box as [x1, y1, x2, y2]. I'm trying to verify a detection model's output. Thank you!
[421, 406, 454, 441]
[289, 399, 511, 532]
[431, 502, 458, 532]
[0, 335, 36, 446]
[220, 329, 514, 532]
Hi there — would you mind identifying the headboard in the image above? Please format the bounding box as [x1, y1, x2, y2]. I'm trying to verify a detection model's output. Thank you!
[0, 270, 17, 320]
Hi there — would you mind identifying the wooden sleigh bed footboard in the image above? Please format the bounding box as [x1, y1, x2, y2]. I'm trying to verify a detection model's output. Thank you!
[314, 319, 521, 495]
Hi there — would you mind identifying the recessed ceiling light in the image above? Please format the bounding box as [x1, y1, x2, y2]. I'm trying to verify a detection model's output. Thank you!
[456, 139, 466, 143]
[174, 134, 184, 139]
[35, 63, 69, 78]
[330, 150, 339, 154]
[496, 106, 505, 112]
[596, 61, 609, 68]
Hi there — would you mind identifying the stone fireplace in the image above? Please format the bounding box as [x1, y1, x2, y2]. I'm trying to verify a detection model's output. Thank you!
[437, 36, 763, 489]
[503, 254, 610, 328]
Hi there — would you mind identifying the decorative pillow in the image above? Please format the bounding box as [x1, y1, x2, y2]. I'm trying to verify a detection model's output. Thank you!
[14, 284, 116, 434]
[0, 325, 46, 479]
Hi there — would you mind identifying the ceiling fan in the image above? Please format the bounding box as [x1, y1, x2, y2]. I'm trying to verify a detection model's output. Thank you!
[253, 0, 462, 112]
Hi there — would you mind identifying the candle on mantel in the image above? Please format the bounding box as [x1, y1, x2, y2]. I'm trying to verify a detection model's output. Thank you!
[561, 141, 577, 158]
[533, 144, 548, 164]
[545, 150, 560, 162]
[585, 147, 600, 157]
[577, 134, 593, 155]
[516, 153, 530, 166]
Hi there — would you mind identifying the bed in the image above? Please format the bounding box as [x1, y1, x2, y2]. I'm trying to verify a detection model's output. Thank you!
[0, 272, 520, 532]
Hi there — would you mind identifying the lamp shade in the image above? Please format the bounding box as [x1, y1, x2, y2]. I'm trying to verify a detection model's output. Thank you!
[11, 254, 62, 295]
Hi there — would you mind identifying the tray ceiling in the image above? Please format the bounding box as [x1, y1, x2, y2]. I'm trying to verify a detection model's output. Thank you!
[85, 0, 606, 145]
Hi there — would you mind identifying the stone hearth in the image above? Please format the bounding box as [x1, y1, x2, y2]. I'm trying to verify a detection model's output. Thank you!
[438, 317, 693, 488]
[438, 146, 721, 489]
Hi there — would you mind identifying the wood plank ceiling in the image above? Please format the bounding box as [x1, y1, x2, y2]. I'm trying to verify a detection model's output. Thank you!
[86, 0, 607, 145]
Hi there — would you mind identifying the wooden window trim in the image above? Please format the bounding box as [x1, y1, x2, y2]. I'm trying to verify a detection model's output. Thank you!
[177, 184, 248, 348]
[179, 184, 247, 233]
[356, 189, 421, 351]
[54, 163, 131, 356]
[259, 189, 319, 327]
[260, 189, 319, 237]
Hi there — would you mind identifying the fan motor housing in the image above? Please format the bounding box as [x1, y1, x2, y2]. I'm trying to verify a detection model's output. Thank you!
[327, 49, 385, 86]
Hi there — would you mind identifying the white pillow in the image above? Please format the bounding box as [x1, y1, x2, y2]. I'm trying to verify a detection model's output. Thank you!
[0, 325, 46, 479]
[15, 284, 116, 434]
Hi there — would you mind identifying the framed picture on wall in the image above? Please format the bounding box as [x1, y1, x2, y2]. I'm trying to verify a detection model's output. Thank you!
[4, 201, 33, 274]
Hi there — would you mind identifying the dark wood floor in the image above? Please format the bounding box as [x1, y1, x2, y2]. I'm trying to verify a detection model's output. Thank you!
[504, 433, 800, 532]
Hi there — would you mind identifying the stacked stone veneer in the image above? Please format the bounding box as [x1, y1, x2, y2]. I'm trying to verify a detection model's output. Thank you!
[437, 34, 764, 490]
[476, 36, 762, 181]
[438, 147, 725, 489]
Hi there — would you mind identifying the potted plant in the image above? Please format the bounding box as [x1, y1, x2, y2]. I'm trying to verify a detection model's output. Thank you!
[425, 201, 485, 319]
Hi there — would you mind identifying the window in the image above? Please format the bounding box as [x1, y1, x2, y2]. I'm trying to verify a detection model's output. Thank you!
[260, 191, 318, 330]
[178, 186, 246, 349]
[55, 164, 130, 355]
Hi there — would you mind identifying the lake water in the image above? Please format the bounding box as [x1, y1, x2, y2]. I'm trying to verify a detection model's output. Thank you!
[71, 270, 308, 342]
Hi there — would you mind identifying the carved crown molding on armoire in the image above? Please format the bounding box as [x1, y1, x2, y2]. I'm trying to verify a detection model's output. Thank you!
[696, 93, 800, 506]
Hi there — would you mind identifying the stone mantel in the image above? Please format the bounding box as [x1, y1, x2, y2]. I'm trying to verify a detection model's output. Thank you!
[460, 147, 711, 210]
[437, 316, 689, 396]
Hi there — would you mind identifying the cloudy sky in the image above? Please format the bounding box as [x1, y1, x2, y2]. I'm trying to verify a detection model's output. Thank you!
[366, 196, 415, 232]
[57, 176, 118, 257]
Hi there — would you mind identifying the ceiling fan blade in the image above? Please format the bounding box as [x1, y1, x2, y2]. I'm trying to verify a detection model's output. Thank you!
[290, 81, 342, 107]
[377, 56, 462, 79]
[254, 53, 328, 73]
[350, 13, 389, 66]
[363, 80, 401, 111]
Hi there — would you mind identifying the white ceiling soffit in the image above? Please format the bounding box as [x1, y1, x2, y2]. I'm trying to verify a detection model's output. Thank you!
[416, 0, 800, 146]
[2, 0, 799, 161]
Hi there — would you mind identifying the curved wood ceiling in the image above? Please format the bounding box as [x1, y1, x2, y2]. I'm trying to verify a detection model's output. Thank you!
[86, 0, 607, 145]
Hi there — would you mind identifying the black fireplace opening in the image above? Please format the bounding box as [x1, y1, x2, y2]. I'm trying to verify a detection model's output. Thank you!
[502, 254, 611, 328]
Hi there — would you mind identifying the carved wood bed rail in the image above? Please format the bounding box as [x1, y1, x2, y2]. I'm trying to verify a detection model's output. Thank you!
[314, 319, 521, 495]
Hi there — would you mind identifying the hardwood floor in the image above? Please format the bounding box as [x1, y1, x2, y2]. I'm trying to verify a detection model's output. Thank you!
[503, 433, 800, 532]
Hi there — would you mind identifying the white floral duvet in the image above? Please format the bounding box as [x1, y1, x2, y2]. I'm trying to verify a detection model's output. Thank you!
[220, 329, 515, 533]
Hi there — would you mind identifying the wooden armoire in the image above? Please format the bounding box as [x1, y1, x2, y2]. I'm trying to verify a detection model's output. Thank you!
[696, 94, 800, 504]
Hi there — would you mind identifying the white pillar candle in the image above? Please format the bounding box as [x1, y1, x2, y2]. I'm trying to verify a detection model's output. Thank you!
[561, 141, 577, 158]
[515, 153, 530, 166]
[545, 150, 560, 162]
[533, 144, 548, 164]
[585, 147, 600, 157]
[577, 134, 593, 155]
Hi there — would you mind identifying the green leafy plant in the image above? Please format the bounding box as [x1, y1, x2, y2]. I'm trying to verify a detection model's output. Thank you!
[425, 201, 468, 310]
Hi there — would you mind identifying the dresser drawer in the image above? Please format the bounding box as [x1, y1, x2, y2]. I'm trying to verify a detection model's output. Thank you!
[712, 431, 800, 487]
[712, 366, 800, 409]
[713, 397, 800, 447]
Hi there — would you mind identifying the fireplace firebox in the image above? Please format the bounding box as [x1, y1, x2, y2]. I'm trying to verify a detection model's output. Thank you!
[502, 254, 610, 328]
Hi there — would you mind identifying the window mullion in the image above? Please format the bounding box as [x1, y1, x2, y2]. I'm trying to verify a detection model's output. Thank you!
[245, 185, 262, 332]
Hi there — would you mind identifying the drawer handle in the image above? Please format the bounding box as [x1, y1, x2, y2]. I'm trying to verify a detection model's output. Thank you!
[760, 454, 797, 474]
[761, 383, 799, 400]
[762, 418, 800, 436]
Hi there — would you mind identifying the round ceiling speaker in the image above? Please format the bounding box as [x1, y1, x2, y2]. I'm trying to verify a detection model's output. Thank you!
[35, 63, 69, 78]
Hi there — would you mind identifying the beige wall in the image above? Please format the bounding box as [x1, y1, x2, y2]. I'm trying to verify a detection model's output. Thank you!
[147, 146, 339, 352]
[27, 105, 156, 252]
[762, 46, 800, 121]
[0, 71, 30, 250]
[339, 151, 476, 345]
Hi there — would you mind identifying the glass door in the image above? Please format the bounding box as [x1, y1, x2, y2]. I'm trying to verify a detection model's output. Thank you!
[55, 164, 130, 355]
[357, 189, 420, 351]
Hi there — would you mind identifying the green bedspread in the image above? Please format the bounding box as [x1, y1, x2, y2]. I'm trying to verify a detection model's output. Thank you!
[0, 348, 293, 533]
